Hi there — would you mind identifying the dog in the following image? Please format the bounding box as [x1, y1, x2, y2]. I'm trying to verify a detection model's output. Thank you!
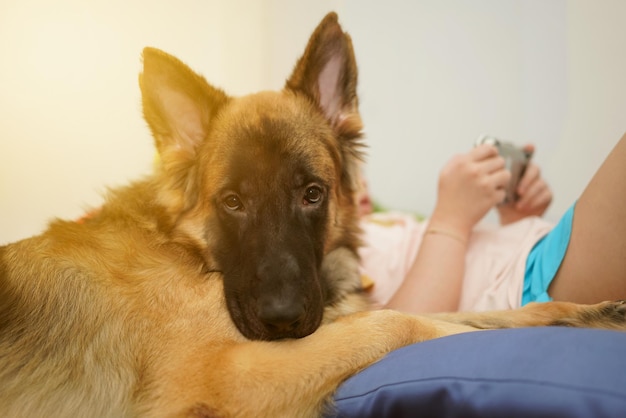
[1, 12, 625, 418]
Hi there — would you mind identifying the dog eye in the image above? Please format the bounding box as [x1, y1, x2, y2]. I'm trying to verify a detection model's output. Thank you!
[223, 194, 243, 211]
[303, 186, 323, 205]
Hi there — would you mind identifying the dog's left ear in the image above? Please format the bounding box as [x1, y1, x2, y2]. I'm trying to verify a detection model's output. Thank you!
[139, 47, 229, 162]
[286, 12, 362, 140]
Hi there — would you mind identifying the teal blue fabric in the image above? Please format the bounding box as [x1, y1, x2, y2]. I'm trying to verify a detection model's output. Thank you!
[522, 203, 576, 306]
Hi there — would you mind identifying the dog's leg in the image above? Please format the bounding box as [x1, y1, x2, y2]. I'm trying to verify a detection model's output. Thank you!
[153, 310, 475, 418]
[144, 302, 626, 418]
[428, 300, 626, 331]
[219, 311, 476, 418]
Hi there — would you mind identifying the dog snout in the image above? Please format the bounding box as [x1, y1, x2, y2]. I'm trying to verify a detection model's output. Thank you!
[258, 297, 305, 334]
[254, 253, 308, 335]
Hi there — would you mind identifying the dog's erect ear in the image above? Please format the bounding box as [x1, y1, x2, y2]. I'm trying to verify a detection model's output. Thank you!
[286, 12, 362, 139]
[139, 47, 228, 160]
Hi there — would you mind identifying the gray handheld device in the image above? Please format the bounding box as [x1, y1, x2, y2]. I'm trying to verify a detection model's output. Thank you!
[475, 135, 533, 204]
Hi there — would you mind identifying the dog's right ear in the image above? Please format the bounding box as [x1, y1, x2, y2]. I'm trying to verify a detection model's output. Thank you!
[139, 47, 228, 163]
[285, 12, 362, 141]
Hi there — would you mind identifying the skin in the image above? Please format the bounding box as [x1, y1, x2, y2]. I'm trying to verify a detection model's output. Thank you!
[372, 134, 626, 313]
[369, 143, 554, 312]
[548, 132, 626, 303]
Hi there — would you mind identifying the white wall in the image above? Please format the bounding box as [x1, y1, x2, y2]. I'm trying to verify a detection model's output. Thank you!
[341, 0, 626, 222]
[2, 0, 625, 244]
[0, 0, 273, 243]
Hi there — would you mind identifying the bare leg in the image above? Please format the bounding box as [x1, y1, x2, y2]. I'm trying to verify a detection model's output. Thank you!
[549, 132, 626, 303]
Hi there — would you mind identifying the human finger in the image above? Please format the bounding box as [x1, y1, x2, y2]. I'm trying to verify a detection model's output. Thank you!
[522, 143, 536, 156]
[516, 179, 543, 209]
[478, 154, 506, 175]
[471, 143, 499, 161]
[517, 189, 552, 217]
[517, 180, 552, 212]
[491, 167, 512, 191]
[517, 162, 540, 195]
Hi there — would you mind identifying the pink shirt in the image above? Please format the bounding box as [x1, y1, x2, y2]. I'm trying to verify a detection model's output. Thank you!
[359, 212, 554, 311]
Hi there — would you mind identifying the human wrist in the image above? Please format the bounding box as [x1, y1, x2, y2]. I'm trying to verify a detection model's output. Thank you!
[424, 227, 468, 245]
[427, 213, 473, 240]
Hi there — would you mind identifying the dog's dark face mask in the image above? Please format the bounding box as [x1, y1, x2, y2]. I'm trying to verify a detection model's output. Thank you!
[207, 107, 335, 340]
[139, 13, 363, 341]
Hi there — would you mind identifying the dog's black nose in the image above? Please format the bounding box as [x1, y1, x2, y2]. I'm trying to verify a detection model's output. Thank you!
[258, 298, 305, 334]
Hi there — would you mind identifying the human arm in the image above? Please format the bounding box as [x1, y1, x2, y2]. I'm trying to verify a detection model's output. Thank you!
[385, 144, 510, 313]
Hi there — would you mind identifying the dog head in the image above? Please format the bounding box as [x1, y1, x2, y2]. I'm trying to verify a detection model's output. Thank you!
[139, 13, 363, 341]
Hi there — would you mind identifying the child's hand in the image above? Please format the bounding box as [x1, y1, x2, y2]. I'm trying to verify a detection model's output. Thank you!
[431, 144, 510, 235]
[497, 144, 553, 225]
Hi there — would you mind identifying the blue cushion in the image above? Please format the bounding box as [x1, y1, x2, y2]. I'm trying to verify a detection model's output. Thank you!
[329, 327, 626, 417]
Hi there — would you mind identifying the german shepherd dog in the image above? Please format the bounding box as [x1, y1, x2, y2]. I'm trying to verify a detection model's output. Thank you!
[1, 12, 625, 418]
